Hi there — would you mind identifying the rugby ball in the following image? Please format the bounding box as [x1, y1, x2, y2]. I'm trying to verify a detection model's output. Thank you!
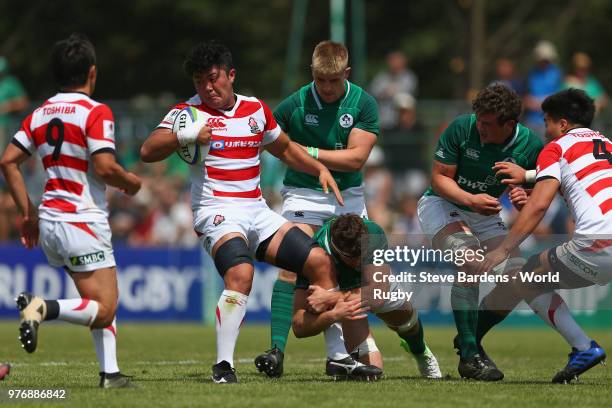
[173, 106, 209, 164]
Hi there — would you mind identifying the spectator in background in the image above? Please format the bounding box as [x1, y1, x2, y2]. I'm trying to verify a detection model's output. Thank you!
[381, 93, 428, 171]
[563, 52, 607, 113]
[524, 41, 563, 137]
[0, 56, 29, 148]
[364, 146, 394, 233]
[369, 51, 418, 131]
[492, 58, 525, 96]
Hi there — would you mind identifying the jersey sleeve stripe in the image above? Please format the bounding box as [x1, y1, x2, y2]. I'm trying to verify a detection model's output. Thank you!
[44, 178, 84, 195]
[41, 198, 77, 213]
[11, 138, 31, 155]
[42, 155, 89, 172]
[212, 187, 261, 198]
[206, 164, 260, 181]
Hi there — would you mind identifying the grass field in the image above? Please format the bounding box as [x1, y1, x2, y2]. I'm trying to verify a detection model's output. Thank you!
[0, 322, 609, 407]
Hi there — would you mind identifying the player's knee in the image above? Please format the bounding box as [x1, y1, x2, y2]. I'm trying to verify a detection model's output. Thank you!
[224, 266, 254, 294]
[214, 237, 253, 278]
[92, 303, 116, 328]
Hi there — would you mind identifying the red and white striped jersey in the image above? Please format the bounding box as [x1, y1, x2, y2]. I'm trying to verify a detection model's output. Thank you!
[12, 92, 116, 222]
[158, 94, 281, 205]
[536, 128, 612, 235]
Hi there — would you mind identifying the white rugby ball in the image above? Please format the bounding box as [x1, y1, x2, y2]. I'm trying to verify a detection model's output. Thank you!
[173, 106, 209, 165]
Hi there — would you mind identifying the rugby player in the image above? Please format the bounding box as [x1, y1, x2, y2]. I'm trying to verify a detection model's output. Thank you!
[255, 40, 380, 380]
[291, 214, 442, 380]
[418, 84, 543, 380]
[140, 40, 353, 384]
[0, 33, 141, 388]
[479, 89, 608, 383]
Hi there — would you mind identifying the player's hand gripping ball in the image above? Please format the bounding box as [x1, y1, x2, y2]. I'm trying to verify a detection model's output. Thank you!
[174, 106, 209, 164]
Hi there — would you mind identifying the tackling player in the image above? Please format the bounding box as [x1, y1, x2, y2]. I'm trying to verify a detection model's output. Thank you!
[478, 89, 608, 383]
[140, 41, 345, 384]
[418, 84, 543, 380]
[255, 40, 379, 379]
[291, 214, 442, 380]
[0, 33, 141, 388]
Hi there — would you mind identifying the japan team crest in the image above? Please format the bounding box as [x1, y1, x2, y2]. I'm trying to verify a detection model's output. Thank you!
[213, 214, 225, 226]
[248, 117, 261, 133]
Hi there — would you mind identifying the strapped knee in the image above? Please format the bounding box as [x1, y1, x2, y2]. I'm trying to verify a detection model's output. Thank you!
[524, 253, 542, 273]
[491, 257, 526, 275]
[386, 310, 419, 335]
[214, 237, 253, 277]
[440, 231, 480, 252]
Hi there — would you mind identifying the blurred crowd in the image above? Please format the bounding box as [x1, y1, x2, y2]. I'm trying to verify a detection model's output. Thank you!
[0, 41, 609, 247]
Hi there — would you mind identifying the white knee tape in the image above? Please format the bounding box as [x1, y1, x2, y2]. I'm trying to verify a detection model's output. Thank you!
[388, 310, 419, 334]
[442, 231, 480, 252]
[350, 336, 379, 358]
[491, 257, 526, 275]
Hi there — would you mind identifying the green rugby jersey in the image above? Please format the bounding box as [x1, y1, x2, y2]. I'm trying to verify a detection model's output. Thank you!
[423, 114, 543, 211]
[274, 81, 379, 191]
[296, 217, 388, 291]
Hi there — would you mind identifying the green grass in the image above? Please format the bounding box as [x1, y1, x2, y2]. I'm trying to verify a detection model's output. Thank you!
[0, 322, 610, 407]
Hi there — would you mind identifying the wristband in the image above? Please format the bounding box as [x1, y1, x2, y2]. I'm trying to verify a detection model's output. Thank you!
[176, 121, 205, 146]
[525, 169, 537, 184]
[307, 146, 319, 160]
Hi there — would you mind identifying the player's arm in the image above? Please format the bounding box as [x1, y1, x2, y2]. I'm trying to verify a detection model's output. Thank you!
[0, 143, 38, 248]
[265, 131, 344, 205]
[140, 124, 211, 163]
[314, 129, 377, 172]
[292, 289, 367, 338]
[431, 160, 501, 215]
[91, 152, 141, 195]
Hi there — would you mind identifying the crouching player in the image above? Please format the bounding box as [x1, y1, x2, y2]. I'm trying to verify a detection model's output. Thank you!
[292, 214, 442, 379]
[479, 89, 609, 383]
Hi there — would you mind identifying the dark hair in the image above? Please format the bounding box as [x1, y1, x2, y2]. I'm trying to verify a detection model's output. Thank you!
[52, 33, 96, 88]
[184, 41, 233, 76]
[541, 88, 595, 128]
[472, 84, 522, 124]
[330, 214, 368, 259]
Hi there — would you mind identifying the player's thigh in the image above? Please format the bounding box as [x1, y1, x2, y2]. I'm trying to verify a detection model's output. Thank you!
[277, 223, 320, 284]
[195, 205, 249, 256]
[211, 232, 255, 293]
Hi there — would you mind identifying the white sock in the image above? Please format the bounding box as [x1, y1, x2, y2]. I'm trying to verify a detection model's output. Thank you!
[215, 290, 248, 367]
[324, 322, 350, 360]
[529, 292, 592, 351]
[57, 298, 99, 326]
[91, 318, 119, 374]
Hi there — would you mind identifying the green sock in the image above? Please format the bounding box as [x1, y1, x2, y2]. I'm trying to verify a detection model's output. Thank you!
[270, 279, 295, 353]
[451, 283, 479, 359]
[399, 318, 426, 355]
[476, 301, 508, 344]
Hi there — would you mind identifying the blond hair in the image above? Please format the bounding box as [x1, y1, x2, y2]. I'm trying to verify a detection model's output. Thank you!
[312, 41, 348, 75]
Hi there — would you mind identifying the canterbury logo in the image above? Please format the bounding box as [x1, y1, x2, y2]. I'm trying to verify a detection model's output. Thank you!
[207, 118, 226, 128]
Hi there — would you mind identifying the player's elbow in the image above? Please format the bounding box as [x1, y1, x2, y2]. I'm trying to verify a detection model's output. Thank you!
[139, 143, 156, 163]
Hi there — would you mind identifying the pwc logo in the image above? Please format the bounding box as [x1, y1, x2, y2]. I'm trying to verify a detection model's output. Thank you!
[207, 117, 226, 130]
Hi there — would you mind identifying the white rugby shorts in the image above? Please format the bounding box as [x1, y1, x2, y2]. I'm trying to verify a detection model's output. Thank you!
[417, 195, 507, 243]
[39, 219, 116, 272]
[281, 185, 367, 226]
[193, 200, 288, 255]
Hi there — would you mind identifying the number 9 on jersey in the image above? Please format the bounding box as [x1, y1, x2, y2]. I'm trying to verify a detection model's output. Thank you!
[173, 106, 208, 165]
